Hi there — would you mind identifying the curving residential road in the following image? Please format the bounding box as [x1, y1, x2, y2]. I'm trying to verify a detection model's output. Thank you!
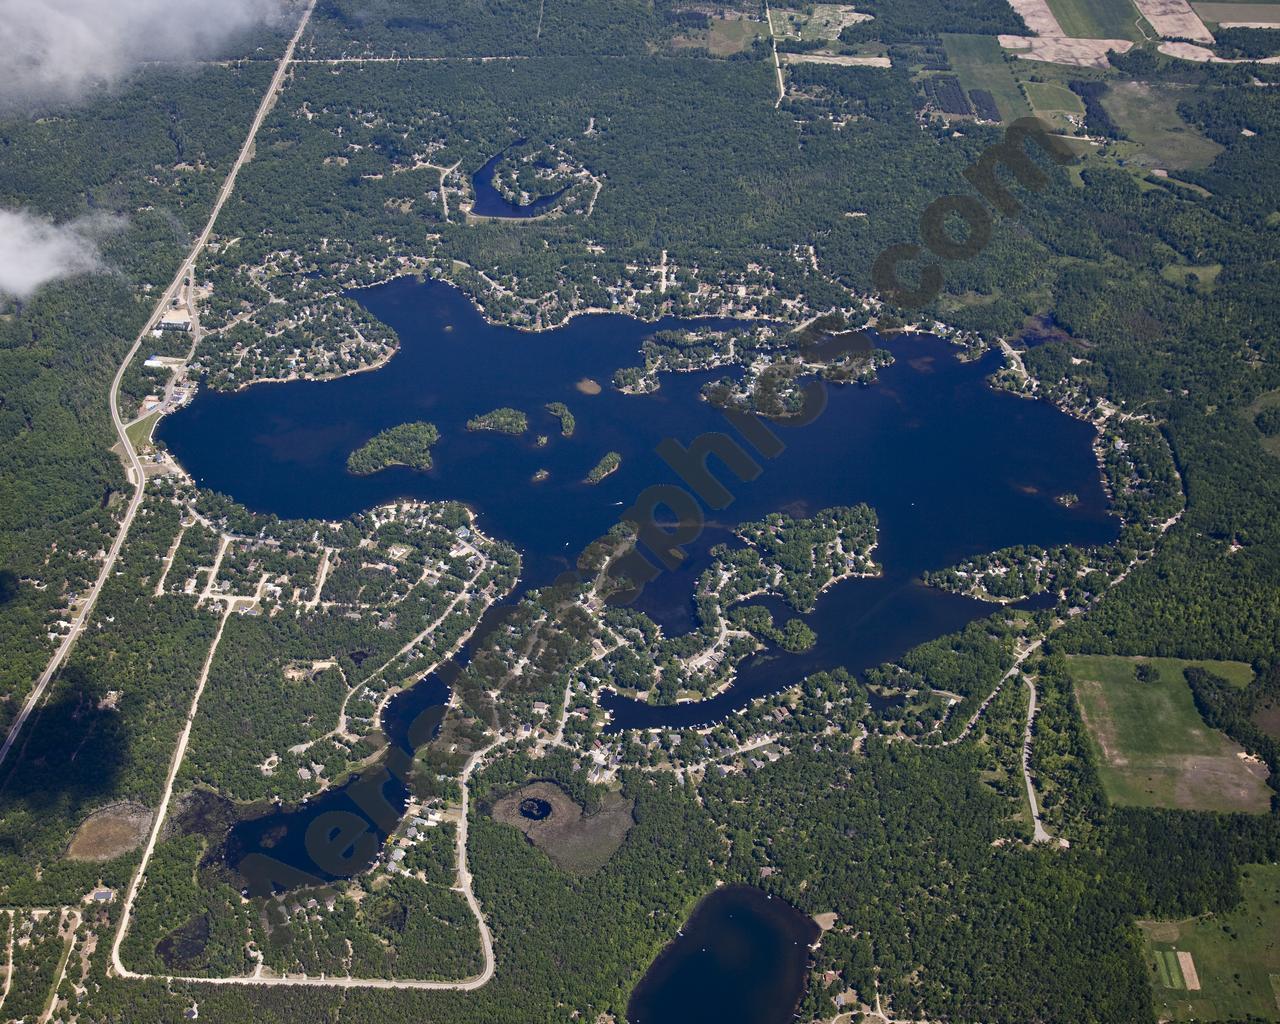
[0, 0, 317, 774]
[111, 727, 501, 991]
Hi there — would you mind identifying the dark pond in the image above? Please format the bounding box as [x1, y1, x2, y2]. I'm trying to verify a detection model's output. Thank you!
[519, 797, 553, 820]
[627, 885, 820, 1024]
[470, 144, 568, 218]
[160, 275, 1117, 883]
[222, 675, 449, 893]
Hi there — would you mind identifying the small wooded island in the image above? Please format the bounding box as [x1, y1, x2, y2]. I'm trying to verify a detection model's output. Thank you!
[466, 407, 528, 434]
[585, 451, 621, 484]
[346, 421, 440, 474]
[545, 401, 576, 437]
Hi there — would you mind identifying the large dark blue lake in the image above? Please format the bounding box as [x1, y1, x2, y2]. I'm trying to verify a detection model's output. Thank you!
[161, 276, 1115, 881]
[627, 885, 820, 1024]
[162, 275, 1115, 716]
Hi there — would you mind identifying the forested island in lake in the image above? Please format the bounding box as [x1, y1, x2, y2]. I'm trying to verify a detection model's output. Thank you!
[466, 407, 528, 435]
[584, 450, 621, 484]
[346, 421, 440, 474]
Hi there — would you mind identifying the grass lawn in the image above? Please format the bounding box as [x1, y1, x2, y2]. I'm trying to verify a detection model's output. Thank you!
[941, 34, 1032, 123]
[1161, 262, 1223, 292]
[125, 410, 161, 449]
[1023, 80, 1085, 113]
[1245, 387, 1280, 459]
[1068, 654, 1271, 813]
[1044, 0, 1146, 39]
[708, 17, 765, 56]
[1140, 863, 1280, 1021]
[1101, 82, 1223, 170]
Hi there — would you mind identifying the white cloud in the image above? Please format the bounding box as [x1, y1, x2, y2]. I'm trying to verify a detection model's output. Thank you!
[0, 209, 123, 300]
[0, 0, 287, 107]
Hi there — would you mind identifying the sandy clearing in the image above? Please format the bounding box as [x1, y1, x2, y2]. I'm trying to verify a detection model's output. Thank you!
[1000, 34, 1134, 66]
[1195, 0, 1280, 24]
[1134, 0, 1216, 40]
[1005, 0, 1066, 36]
[66, 803, 153, 862]
[781, 52, 892, 67]
[1177, 950, 1202, 990]
[1160, 39, 1280, 59]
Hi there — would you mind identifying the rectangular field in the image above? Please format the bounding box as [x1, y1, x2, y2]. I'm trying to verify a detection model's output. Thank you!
[1140, 863, 1280, 1020]
[1044, 0, 1146, 39]
[1192, 0, 1280, 20]
[1068, 654, 1271, 813]
[1023, 80, 1086, 112]
[1133, 0, 1216, 38]
[942, 34, 1033, 121]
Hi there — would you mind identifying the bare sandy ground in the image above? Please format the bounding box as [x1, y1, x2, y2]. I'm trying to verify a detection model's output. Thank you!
[999, 0, 1132, 68]
[781, 52, 891, 67]
[1177, 950, 1202, 990]
[1000, 34, 1134, 67]
[1160, 39, 1280, 60]
[1134, 0, 1216, 41]
[1005, 0, 1065, 37]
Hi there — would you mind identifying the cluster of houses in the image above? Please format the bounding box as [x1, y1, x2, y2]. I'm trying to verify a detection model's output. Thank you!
[384, 803, 446, 874]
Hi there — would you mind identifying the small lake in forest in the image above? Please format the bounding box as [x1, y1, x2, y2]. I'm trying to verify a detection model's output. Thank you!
[627, 885, 820, 1024]
[160, 275, 1117, 885]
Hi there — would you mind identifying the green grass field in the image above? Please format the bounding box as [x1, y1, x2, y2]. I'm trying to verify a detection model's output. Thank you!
[1245, 387, 1280, 459]
[1141, 863, 1280, 1021]
[1101, 82, 1224, 170]
[1044, 0, 1146, 39]
[1161, 262, 1223, 292]
[125, 411, 161, 449]
[708, 17, 765, 56]
[941, 34, 1032, 123]
[1068, 655, 1271, 813]
[1023, 80, 1085, 114]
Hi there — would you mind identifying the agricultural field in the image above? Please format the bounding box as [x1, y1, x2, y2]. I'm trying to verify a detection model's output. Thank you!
[1101, 81, 1224, 170]
[1068, 655, 1272, 813]
[1023, 80, 1086, 113]
[1022, 79, 1085, 131]
[1192, 0, 1280, 22]
[941, 34, 1032, 122]
[1044, 0, 1148, 39]
[1140, 863, 1280, 1021]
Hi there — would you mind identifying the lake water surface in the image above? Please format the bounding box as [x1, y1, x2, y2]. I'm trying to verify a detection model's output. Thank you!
[159, 275, 1116, 882]
[627, 885, 820, 1024]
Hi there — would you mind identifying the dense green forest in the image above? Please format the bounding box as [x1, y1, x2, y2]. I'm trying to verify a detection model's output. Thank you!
[0, 63, 275, 727]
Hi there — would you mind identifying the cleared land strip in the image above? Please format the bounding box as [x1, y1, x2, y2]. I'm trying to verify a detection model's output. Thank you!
[0, 0, 317, 774]
[1021, 677, 1055, 844]
[764, 0, 786, 107]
